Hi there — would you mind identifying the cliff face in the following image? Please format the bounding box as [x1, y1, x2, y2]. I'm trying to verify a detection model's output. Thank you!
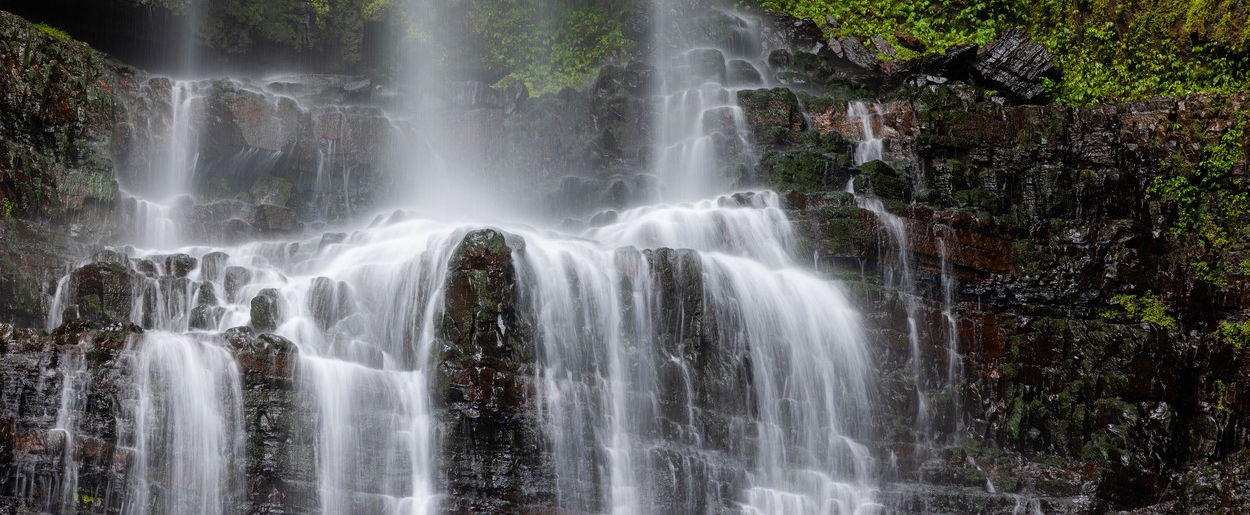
[764, 40, 1250, 510]
[2, 6, 1250, 514]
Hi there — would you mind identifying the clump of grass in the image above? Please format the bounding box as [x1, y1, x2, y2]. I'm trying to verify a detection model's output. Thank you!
[34, 22, 71, 40]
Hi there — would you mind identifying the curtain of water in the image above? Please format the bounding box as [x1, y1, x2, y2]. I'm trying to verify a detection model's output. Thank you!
[41, 1, 890, 513]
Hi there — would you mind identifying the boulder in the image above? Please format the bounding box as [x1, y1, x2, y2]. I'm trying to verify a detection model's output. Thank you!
[684, 48, 728, 84]
[69, 262, 135, 324]
[249, 288, 284, 333]
[163, 253, 197, 278]
[737, 88, 807, 147]
[201, 252, 229, 282]
[853, 160, 912, 201]
[250, 204, 297, 234]
[189, 305, 223, 330]
[727, 59, 764, 86]
[307, 277, 351, 331]
[224, 266, 253, 303]
[973, 29, 1056, 102]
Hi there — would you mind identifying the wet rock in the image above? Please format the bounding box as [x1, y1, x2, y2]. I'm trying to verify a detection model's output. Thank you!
[91, 249, 128, 264]
[973, 29, 1056, 102]
[163, 253, 197, 278]
[133, 258, 159, 277]
[189, 305, 224, 330]
[727, 59, 764, 86]
[760, 150, 839, 193]
[250, 288, 285, 333]
[307, 277, 351, 331]
[437, 229, 552, 512]
[224, 266, 253, 303]
[828, 36, 882, 72]
[195, 282, 219, 307]
[318, 232, 346, 252]
[0, 320, 140, 512]
[853, 160, 912, 201]
[222, 218, 255, 243]
[250, 204, 297, 234]
[684, 48, 728, 84]
[221, 326, 313, 512]
[69, 262, 135, 324]
[591, 65, 651, 161]
[737, 88, 807, 147]
[201, 252, 229, 282]
[767, 49, 793, 69]
[1177, 449, 1250, 512]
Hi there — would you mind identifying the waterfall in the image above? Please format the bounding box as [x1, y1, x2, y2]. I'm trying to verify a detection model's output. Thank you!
[40, 1, 887, 513]
[846, 101, 934, 445]
[652, 3, 765, 201]
[848, 101, 883, 165]
[127, 332, 245, 515]
[938, 236, 964, 438]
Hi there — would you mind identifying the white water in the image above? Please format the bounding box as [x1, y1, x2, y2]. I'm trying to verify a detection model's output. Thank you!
[653, 5, 766, 201]
[848, 101, 884, 165]
[846, 101, 933, 445]
[126, 332, 244, 515]
[938, 236, 964, 439]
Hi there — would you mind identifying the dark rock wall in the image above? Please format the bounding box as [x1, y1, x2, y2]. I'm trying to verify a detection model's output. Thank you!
[0, 11, 122, 327]
[768, 53, 1250, 509]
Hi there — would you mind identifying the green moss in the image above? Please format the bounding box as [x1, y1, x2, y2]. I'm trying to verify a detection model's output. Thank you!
[1148, 110, 1249, 287]
[1101, 292, 1178, 331]
[1213, 379, 1232, 412]
[760, 150, 835, 192]
[33, 22, 71, 40]
[1216, 320, 1250, 349]
[756, 0, 1250, 104]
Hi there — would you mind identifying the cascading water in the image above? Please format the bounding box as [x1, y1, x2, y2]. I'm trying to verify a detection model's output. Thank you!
[41, 1, 889, 513]
[938, 236, 964, 438]
[121, 80, 202, 249]
[126, 332, 245, 515]
[845, 100, 935, 448]
[652, 3, 766, 201]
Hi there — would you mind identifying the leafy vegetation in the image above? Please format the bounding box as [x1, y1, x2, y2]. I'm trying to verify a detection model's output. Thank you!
[33, 22, 70, 40]
[1148, 110, 1249, 287]
[1216, 320, 1250, 349]
[754, 0, 1250, 104]
[1102, 293, 1178, 331]
[470, 0, 636, 93]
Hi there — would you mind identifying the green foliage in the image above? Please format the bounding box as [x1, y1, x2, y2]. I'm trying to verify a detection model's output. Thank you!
[33, 23, 70, 40]
[1216, 321, 1250, 349]
[1148, 110, 1249, 287]
[1213, 379, 1232, 412]
[1102, 292, 1178, 331]
[755, 0, 1250, 104]
[0, 198, 13, 219]
[471, 0, 635, 93]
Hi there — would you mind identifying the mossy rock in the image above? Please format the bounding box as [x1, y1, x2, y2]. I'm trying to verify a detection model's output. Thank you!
[854, 160, 912, 201]
[737, 87, 806, 147]
[759, 150, 849, 193]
